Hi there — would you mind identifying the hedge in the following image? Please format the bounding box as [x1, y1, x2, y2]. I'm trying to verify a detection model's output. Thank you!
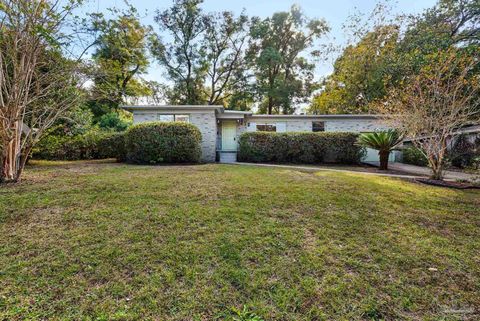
[402, 146, 428, 166]
[238, 132, 364, 164]
[124, 122, 202, 164]
[33, 130, 125, 161]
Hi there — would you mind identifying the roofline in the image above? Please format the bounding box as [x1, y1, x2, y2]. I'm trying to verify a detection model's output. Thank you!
[247, 114, 383, 119]
[121, 105, 224, 112]
[223, 110, 253, 115]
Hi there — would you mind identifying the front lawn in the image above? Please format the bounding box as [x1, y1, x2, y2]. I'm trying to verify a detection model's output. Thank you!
[1, 161, 479, 320]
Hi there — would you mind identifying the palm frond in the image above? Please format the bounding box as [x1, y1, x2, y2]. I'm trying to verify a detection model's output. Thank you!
[357, 130, 403, 152]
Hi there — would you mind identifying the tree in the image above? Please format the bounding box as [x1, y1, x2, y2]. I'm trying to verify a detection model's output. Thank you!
[0, 0, 85, 183]
[248, 6, 329, 114]
[88, 5, 151, 117]
[310, 0, 480, 115]
[310, 25, 399, 114]
[380, 50, 480, 180]
[203, 11, 249, 105]
[151, 0, 250, 107]
[151, 0, 209, 105]
[357, 130, 402, 170]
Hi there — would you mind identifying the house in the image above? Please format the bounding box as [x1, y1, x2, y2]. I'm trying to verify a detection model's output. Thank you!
[121, 105, 395, 163]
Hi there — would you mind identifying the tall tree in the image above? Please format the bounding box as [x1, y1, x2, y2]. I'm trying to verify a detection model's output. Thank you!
[151, 0, 209, 105]
[203, 11, 249, 105]
[151, 0, 250, 107]
[0, 0, 85, 182]
[87, 5, 151, 117]
[310, 25, 399, 114]
[248, 6, 329, 114]
[311, 0, 480, 115]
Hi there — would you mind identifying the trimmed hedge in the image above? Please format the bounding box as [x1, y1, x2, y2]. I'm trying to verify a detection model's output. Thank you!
[125, 122, 202, 164]
[33, 130, 125, 161]
[238, 132, 364, 164]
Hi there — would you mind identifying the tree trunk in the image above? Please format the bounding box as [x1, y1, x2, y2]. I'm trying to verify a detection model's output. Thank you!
[1, 122, 21, 183]
[429, 158, 444, 180]
[267, 96, 273, 115]
[14, 145, 32, 183]
[379, 150, 390, 170]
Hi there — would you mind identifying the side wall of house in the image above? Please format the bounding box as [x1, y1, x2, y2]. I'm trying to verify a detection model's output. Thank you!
[132, 111, 217, 162]
[190, 113, 217, 162]
[244, 117, 389, 133]
[324, 119, 389, 132]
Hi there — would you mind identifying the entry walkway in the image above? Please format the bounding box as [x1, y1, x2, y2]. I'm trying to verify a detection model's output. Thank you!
[365, 162, 479, 181]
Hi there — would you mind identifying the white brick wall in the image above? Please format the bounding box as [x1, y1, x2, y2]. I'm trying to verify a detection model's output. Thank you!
[324, 119, 389, 132]
[285, 121, 312, 132]
[190, 112, 217, 162]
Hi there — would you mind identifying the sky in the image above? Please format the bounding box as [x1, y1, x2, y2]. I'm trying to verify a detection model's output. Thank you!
[79, 0, 438, 83]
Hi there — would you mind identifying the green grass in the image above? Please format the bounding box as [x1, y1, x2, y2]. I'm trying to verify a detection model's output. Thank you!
[1, 160, 479, 321]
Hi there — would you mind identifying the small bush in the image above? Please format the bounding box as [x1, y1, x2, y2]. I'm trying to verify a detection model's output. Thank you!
[33, 130, 125, 161]
[449, 134, 479, 169]
[238, 132, 363, 164]
[98, 112, 132, 132]
[124, 122, 202, 164]
[402, 146, 428, 166]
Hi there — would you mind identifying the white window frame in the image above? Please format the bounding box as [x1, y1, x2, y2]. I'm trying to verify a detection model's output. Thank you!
[156, 114, 190, 123]
[256, 123, 277, 132]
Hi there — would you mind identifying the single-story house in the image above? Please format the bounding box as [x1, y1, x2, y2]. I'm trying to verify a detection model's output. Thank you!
[121, 105, 397, 163]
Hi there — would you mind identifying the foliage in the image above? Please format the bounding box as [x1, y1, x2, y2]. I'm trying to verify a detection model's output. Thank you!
[357, 130, 402, 170]
[33, 130, 125, 161]
[98, 112, 132, 132]
[151, 0, 209, 105]
[310, 25, 399, 114]
[248, 6, 329, 114]
[449, 134, 480, 169]
[151, 0, 251, 106]
[238, 132, 363, 164]
[87, 5, 152, 112]
[203, 11, 250, 105]
[311, 0, 480, 115]
[124, 122, 202, 164]
[402, 146, 428, 167]
[381, 50, 480, 180]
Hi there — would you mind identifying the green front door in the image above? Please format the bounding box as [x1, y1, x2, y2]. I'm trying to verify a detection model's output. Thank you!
[221, 121, 237, 151]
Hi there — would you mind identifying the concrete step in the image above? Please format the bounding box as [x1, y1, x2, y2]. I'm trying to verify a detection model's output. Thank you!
[219, 152, 237, 163]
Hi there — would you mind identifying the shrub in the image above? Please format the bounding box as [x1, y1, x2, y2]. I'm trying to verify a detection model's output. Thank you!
[449, 134, 478, 169]
[98, 112, 132, 132]
[97, 132, 126, 161]
[402, 146, 428, 166]
[238, 132, 363, 164]
[124, 122, 202, 164]
[33, 130, 125, 161]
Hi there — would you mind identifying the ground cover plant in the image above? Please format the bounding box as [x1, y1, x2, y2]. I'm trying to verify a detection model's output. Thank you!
[0, 161, 479, 320]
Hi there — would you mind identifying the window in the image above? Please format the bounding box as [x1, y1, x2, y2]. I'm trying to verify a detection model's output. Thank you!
[158, 114, 174, 122]
[156, 114, 189, 123]
[256, 124, 276, 132]
[174, 115, 189, 123]
[312, 121, 325, 132]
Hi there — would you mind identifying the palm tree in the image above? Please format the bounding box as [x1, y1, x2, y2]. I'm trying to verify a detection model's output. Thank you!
[358, 130, 403, 170]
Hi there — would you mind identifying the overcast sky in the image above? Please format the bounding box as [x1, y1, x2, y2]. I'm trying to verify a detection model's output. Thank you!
[79, 0, 437, 83]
